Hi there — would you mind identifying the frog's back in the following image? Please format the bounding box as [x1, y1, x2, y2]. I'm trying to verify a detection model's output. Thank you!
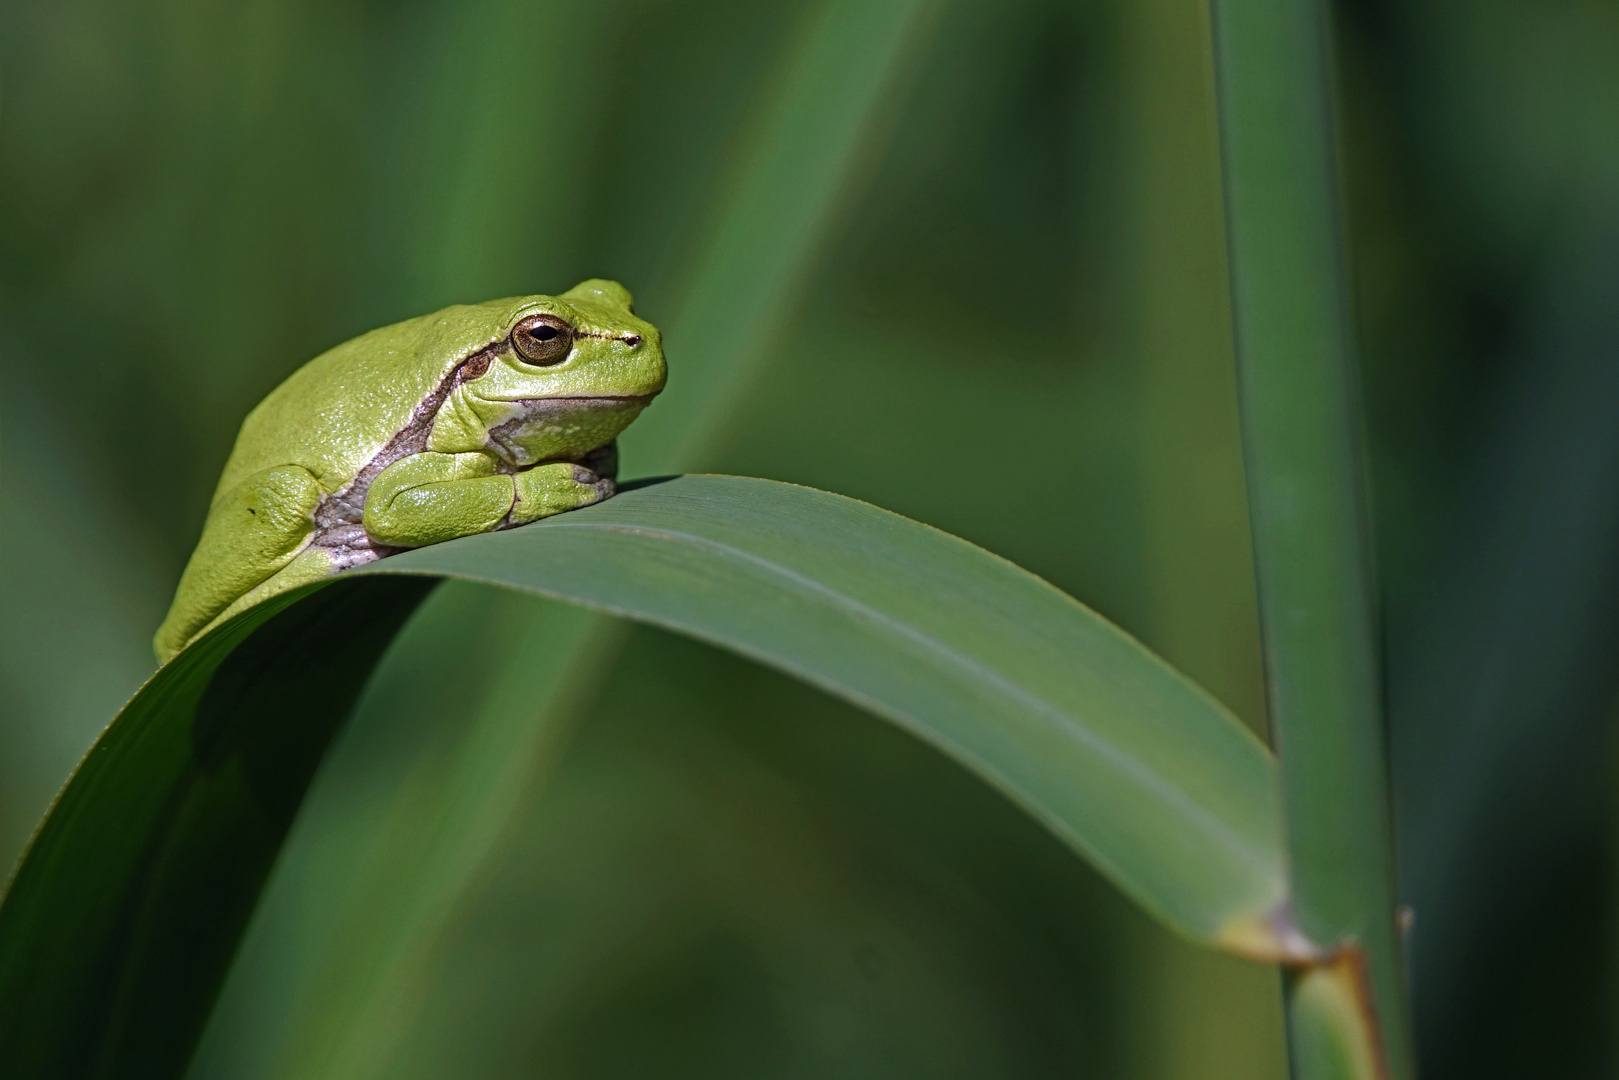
[215, 302, 517, 499]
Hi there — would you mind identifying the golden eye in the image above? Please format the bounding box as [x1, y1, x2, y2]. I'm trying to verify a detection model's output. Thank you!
[511, 313, 574, 365]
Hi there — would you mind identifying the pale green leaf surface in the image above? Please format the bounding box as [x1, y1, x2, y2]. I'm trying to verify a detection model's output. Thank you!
[358, 475, 1287, 944]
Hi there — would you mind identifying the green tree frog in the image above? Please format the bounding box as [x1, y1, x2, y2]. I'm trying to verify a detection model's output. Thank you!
[153, 279, 665, 662]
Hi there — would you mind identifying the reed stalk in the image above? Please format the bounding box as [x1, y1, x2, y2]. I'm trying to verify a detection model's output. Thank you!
[1207, 0, 1414, 1075]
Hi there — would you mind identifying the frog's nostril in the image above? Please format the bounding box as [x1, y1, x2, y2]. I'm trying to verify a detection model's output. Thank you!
[624, 334, 642, 348]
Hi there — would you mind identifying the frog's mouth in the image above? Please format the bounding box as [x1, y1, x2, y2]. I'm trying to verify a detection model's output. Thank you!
[493, 393, 656, 411]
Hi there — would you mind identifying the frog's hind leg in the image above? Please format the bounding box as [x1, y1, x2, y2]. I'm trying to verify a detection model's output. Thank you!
[153, 464, 326, 661]
[188, 542, 344, 648]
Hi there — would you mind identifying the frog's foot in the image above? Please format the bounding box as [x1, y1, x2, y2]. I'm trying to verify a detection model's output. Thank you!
[504, 460, 614, 528]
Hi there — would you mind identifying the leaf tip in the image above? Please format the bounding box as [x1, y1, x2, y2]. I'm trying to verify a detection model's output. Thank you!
[1214, 899, 1325, 964]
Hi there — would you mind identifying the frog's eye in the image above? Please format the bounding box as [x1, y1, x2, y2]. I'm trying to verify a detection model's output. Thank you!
[512, 314, 575, 365]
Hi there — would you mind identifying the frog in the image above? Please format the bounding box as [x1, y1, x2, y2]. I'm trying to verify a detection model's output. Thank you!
[152, 279, 665, 663]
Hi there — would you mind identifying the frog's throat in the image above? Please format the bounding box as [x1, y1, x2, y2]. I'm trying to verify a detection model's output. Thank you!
[302, 336, 631, 571]
[483, 395, 651, 467]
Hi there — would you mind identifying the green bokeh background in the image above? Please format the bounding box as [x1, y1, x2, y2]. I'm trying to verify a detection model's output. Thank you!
[2, 0, 1616, 1076]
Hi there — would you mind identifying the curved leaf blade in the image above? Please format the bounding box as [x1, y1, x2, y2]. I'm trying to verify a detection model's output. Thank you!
[0, 474, 1286, 1080]
[364, 475, 1288, 943]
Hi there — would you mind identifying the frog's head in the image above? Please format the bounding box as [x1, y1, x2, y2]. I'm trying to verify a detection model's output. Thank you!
[451, 279, 666, 466]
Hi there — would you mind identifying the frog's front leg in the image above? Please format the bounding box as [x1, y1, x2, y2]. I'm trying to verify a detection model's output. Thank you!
[363, 451, 611, 548]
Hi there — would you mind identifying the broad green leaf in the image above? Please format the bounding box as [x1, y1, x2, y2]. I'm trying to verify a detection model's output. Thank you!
[0, 475, 1288, 1080]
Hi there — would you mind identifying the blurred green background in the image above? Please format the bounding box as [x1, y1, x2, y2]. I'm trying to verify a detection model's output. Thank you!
[2, 0, 1617, 1077]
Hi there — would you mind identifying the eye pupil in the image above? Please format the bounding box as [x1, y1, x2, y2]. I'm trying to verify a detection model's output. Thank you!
[512, 314, 574, 364]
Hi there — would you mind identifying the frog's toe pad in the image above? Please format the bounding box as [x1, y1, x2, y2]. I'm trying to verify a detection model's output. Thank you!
[571, 465, 616, 502]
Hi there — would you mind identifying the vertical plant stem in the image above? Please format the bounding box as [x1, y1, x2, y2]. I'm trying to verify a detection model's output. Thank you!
[1206, 1, 1412, 1078]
